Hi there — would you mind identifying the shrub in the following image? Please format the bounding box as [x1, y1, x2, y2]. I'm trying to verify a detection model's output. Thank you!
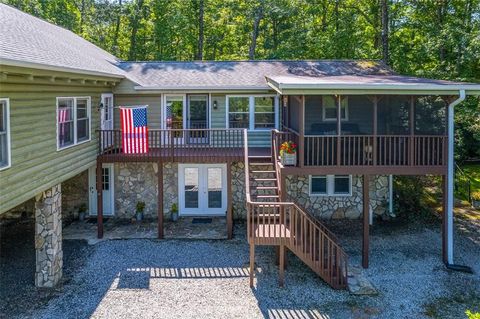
[136, 201, 146, 213]
[466, 310, 480, 319]
[471, 191, 480, 201]
[393, 176, 437, 222]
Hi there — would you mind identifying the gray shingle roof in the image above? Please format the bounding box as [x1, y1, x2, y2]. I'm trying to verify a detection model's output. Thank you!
[117, 60, 395, 89]
[0, 4, 124, 77]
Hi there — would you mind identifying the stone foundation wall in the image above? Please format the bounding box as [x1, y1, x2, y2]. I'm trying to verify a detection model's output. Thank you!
[62, 170, 88, 222]
[113, 162, 245, 220]
[231, 162, 246, 219]
[115, 163, 159, 219]
[35, 184, 63, 288]
[285, 175, 389, 219]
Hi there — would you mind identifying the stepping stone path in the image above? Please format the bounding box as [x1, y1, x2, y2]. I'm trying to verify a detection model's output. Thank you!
[347, 266, 378, 295]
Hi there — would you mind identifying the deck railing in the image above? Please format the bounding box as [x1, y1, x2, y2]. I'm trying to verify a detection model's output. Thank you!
[274, 131, 447, 167]
[98, 129, 245, 161]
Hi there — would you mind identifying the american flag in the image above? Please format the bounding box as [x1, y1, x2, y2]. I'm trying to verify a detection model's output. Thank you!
[120, 106, 148, 154]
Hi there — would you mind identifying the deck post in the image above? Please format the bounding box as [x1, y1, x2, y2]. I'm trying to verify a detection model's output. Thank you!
[249, 243, 255, 288]
[299, 96, 305, 167]
[362, 174, 370, 268]
[157, 162, 164, 239]
[279, 244, 285, 287]
[96, 160, 103, 239]
[227, 161, 233, 239]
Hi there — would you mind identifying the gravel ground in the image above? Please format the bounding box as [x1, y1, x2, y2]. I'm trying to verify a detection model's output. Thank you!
[1, 219, 479, 319]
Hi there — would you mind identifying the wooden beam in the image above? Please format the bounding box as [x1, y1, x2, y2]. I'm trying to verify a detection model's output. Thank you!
[298, 96, 305, 167]
[279, 244, 285, 287]
[409, 96, 415, 165]
[157, 162, 164, 239]
[227, 161, 233, 239]
[337, 95, 341, 166]
[96, 160, 104, 239]
[362, 174, 370, 268]
[249, 243, 255, 287]
[373, 96, 378, 166]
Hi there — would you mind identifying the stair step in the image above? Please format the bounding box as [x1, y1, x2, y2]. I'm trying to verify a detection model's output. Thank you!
[256, 195, 280, 199]
[249, 162, 273, 166]
[250, 170, 275, 174]
[254, 186, 278, 190]
[252, 178, 277, 182]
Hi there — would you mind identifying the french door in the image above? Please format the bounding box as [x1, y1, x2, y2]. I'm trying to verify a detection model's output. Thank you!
[178, 164, 227, 216]
[100, 93, 114, 149]
[163, 94, 209, 144]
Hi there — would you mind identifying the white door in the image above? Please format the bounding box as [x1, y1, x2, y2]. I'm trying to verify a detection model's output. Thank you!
[101, 93, 114, 149]
[178, 164, 227, 216]
[88, 164, 114, 216]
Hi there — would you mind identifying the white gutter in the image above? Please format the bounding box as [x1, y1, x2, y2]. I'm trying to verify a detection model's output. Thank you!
[446, 89, 466, 264]
[1, 57, 125, 79]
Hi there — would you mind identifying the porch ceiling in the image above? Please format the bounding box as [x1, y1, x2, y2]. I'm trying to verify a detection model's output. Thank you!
[265, 75, 480, 96]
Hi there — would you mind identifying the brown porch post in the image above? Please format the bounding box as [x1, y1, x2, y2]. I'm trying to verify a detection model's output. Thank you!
[96, 160, 103, 239]
[362, 174, 370, 268]
[279, 244, 285, 287]
[249, 243, 255, 288]
[442, 174, 447, 264]
[157, 162, 164, 239]
[337, 95, 341, 166]
[227, 161, 233, 239]
[409, 96, 415, 165]
[298, 96, 305, 167]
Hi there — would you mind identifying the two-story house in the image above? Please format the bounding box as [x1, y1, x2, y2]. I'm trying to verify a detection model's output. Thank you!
[1, 4, 479, 289]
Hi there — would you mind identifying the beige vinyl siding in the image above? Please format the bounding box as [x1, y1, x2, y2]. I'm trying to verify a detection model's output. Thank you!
[0, 66, 117, 214]
[114, 95, 162, 129]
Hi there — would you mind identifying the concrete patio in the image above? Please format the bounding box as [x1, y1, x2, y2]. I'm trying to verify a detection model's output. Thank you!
[63, 217, 228, 244]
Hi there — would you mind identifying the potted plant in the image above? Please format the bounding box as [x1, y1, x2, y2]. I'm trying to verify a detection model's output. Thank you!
[171, 203, 179, 221]
[136, 201, 145, 221]
[280, 141, 297, 166]
[472, 192, 480, 209]
[78, 203, 87, 221]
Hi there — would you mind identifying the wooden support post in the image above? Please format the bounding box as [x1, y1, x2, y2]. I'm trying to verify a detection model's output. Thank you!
[157, 162, 164, 239]
[409, 96, 415, 165]
[249, 244, 255, 288]
[337, 95, 341, 166]
[279, 244, 285, 287]
[227, 161, 233, 239]
[442, 174, 448, 264]
[362, 174, 370, 268]
[373, 96, 378, 166]
[299, 96, 305, 167]
[96, 161, 103, 239]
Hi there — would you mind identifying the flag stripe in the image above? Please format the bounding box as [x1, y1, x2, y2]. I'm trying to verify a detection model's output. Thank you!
[120, 106, 148, 154]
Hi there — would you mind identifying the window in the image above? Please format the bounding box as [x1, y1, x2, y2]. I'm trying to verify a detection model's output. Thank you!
[57, 97, 91, 150]
[309, 175, 352, 196]
[0, 98, 11, 170]
[254, 97, 275, 129]
[228, 96, 250, 128]
[227, 95, 277, 130]
[322, 96, 348, 121]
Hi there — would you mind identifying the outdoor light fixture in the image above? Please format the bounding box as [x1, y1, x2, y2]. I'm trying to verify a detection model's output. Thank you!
[97, 102, 104, 111]
[213, 100, 218, 110]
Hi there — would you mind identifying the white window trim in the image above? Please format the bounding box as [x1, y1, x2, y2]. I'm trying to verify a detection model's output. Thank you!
[309, 175, 352, 197]
[0, 98, 11, 170]
[322, 96, 349, 122]
[226, 94, 279, 131]
[56, 96, 92, 151]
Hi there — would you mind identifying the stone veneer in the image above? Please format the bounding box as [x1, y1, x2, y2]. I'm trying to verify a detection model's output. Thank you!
[231, 162, 247, 219]
[113, 162, 246, 220]
[62, 170, 88, 222]
[285, 175, 389, 219]
[35, 184, 63, 288]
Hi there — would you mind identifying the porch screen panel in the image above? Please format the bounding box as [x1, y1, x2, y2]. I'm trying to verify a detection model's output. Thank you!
[415, 96, 446, 135]
[377, 96, 410, 135]
[345, 96, 373, 135]
[287, 96, 301, 132]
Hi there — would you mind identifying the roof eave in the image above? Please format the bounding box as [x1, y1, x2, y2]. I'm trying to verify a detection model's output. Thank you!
[134, 85, 274, 92]
[1, 58, 125, 79]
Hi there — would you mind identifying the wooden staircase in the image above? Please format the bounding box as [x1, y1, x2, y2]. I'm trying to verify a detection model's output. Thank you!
[245, 131, 348, 289]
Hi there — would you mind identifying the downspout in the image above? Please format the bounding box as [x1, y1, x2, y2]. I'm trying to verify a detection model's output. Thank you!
[445, 90, 472, 273]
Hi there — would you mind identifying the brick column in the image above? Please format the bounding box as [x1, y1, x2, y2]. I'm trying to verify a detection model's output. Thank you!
[35, 184, 63, 288]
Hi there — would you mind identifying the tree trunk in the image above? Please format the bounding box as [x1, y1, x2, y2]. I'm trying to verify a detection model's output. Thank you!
[128, 0, 144, 61]
[380, 0, 389, 64]
[249, 2, 264, 60]
[195, 0, 204, 60]
[112, 0, 122, 56]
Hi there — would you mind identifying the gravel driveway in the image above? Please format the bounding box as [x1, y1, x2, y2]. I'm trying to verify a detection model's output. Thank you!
[3, 220, 480, 319]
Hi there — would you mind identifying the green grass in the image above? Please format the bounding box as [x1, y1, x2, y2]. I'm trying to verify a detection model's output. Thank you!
[456, 164, 480, 202]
